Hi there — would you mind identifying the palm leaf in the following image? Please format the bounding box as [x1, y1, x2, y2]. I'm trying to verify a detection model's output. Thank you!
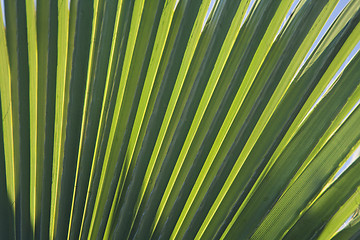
[1, 0, 360, 239]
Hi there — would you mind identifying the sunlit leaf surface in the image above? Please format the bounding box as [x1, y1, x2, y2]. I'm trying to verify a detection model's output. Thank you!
[0, 0, 360, 239]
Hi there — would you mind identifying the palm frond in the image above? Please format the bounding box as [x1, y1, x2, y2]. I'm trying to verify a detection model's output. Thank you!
[1, 0, 360, 239]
